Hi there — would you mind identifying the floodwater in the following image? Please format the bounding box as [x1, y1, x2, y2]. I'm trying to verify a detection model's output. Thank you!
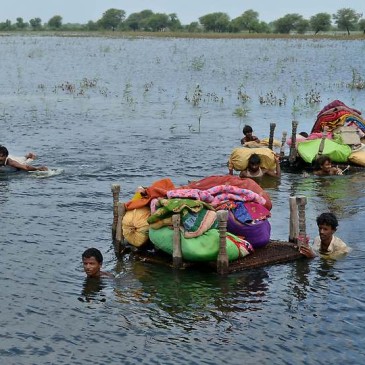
[1, 35, 365, 364]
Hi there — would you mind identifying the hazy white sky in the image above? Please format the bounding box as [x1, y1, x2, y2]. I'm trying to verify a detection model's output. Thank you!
[2, 0, 364, 25]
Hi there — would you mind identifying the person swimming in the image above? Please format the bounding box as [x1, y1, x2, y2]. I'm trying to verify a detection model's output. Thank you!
[0, 145, 48, 172]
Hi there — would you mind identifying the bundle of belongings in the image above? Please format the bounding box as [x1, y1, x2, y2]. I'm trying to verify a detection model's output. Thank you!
[121, 175, 272, 263]
[228, 147, 277, 173]
[290, 100, 365, 166]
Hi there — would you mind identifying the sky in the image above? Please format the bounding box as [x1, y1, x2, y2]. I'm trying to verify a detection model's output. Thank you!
[2, 0, 365, 25]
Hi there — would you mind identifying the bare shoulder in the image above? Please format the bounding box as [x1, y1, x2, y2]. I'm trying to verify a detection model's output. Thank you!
[100, 271, 114, 278]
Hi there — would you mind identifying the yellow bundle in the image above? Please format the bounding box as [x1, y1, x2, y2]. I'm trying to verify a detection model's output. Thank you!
[228, 147, 276, 171]
[348, 150, 365, 167]
[122, 207, 151, 247]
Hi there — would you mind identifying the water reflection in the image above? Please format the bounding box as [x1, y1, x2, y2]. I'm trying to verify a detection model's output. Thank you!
[314, 258, 340, 281]
[79, 277, 107, 303]
[289, 173, 365, 218]
[114, 261, 270, 321]
[248, 175, 282, 190]
[0, 179, 10, 204]
[288, 260, 311, 302]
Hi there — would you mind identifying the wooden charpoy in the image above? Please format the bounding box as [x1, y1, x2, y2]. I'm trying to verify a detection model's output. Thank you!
[111, 184, 307, 275]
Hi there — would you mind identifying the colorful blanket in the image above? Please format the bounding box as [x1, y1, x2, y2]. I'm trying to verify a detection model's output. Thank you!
[167, 185, 266, 207]
[179, 175, 272, 210]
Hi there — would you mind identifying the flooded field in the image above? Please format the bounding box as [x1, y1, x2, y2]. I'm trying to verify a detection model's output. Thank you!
[1, 35, 365, 364]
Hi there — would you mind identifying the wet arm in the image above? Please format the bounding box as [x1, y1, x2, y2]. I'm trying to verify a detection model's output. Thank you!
[8, 158, 48, 171]
[265, 156, 281, 177]
[299, 245, 316, 258]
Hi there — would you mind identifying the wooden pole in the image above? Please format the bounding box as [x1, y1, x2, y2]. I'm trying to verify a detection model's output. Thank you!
[217, 210, 229, 275]
[280, 131, 287, 158]
[115, 202, 126, 256]
[289, 196, 299, 243]
[268, 123, 276, 150]
[111, 184, 121, 239]
[296, 196, 308, 247]
[172, 214, 183, 268]
[289, 121, 298, 164]
[317, 127, 328, 158]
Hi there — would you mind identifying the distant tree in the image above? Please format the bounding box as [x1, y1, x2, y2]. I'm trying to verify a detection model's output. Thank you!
[333, 8, 362, 35]
[187, 21, 202, 33]
[62, 23, 85, 31]
[309, 13, 332, 34]
[229, 17, 242, 33]
[29, 17, 42, 30]
[273, 13, 303, 33]
[99, 8, 126, 31]
[15, 17, 28, 29]
[237, 9, 260, 33]
[86, 20, 99, 31]
[295, 18, 310, 34]
[124, 12, 141, 31]
[0, 19, 12, 31]
[358, 18, 365, 34]
[124, 10, 154, 31]
[168, 13, 182, 31]
[256, 21, 271, 33]
[48, 15, 62, 29]
[139, 10, 156, 30]
[145, 13, 169, 31]
[199, 12, 230, 32]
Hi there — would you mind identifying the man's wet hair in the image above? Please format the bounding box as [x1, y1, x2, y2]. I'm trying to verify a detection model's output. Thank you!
[248, 153, 261, 165]
[299, 131, 308, 138]
[314, 155, 331, 169]
[316, 212, 338, 230]
[82, 248, 103, 264]
[0, 145, 9, 157]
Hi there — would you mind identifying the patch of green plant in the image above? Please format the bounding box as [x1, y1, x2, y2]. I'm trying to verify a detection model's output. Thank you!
[348, 68, 365, 90]
[185, 84, 202, 106]
[259, 91, 287, 106]
[190, 55, 205, 71]
[233, 107, 249, 120]
[304, 89, 321, 104]
[237, 86, 250, 104]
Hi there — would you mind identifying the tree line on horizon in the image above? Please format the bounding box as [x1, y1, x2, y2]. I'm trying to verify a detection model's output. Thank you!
[1, 7, 364, 35]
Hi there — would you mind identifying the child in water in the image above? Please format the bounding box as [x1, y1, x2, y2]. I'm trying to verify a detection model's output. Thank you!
[241, 125, 260, 145]
[300, 212, 349, 258]
[82, 248, 113, 278]
[313, 155, 343, 176]
[239, 153, 281, 178]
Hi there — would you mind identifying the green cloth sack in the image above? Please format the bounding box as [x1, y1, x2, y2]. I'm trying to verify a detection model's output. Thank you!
[149, 227, 240, 262]
[297, 139, 351, 163]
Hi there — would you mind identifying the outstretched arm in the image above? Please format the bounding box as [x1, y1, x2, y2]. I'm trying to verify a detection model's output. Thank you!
[7, 158, 48, 171]
[299, 245, 316, 258]
[265, 155, 281, 177]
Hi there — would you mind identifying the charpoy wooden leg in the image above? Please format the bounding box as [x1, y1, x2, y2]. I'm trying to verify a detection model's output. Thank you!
[280, 130, 287, 158]
[172, 214, 183, 268]
[289, 121, 298, 164]
[115, 202, 126, 256]
[111, 184, 121, 239]
[296, 196, 308, 247]
[268, 122, 276, 150]
[289, 196, 299, 243]
[217, 210, 229, 275]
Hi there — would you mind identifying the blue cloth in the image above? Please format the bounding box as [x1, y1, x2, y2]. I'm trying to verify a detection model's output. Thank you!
[232, 202, 252, 224]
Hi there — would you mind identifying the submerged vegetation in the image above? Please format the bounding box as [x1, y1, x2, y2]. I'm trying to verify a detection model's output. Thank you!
[1, 34, 364, 140]
[348, 68, 365, 90]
